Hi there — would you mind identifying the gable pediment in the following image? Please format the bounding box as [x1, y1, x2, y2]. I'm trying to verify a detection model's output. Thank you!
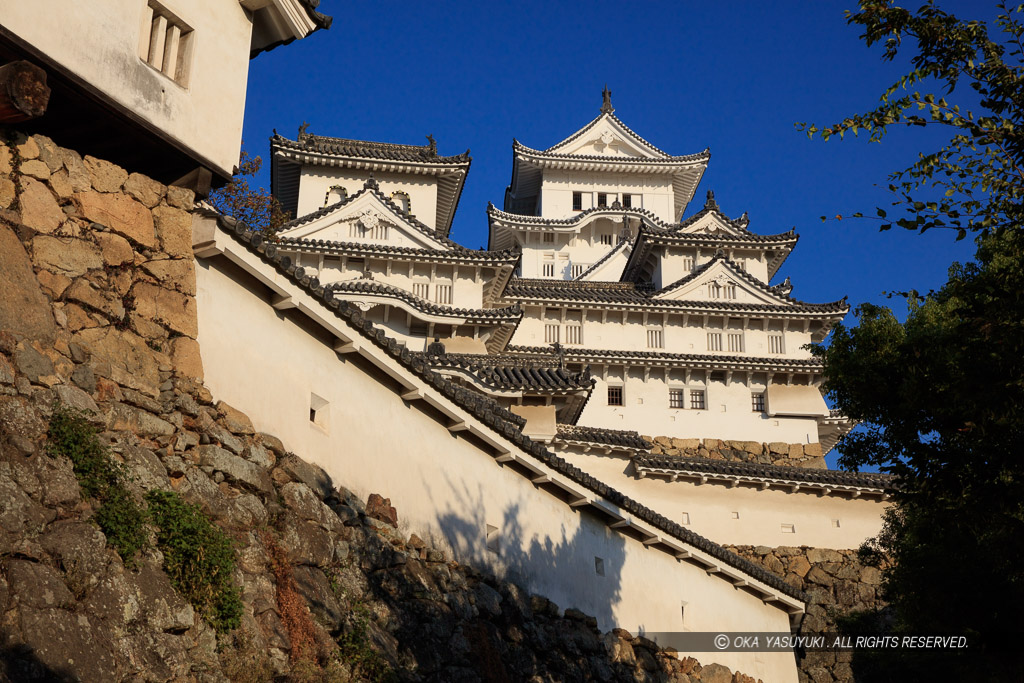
[654, 260, 783, 305]
[677, 211, 746, 237]
[547, 116, 663, 159]
[277, 190, 449, 250]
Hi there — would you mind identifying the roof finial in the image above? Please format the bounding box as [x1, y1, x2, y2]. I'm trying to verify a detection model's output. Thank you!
[298, 121, 310, 137]
[601, 85, 614, 114]
[426, 134, 437, 154]
[364, 174, 378, 190]
[705, 190, 718, 210]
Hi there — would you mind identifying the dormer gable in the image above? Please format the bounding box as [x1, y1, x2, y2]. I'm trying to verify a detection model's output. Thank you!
[277, 179, 453, 251]
[676, 191, 750, 237]
[653, 258, 791, 307]
[545, 115, 665, 159]
[575, 241, 633, 281]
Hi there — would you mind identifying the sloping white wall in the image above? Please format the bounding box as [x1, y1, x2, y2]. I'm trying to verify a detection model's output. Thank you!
[195, 254, 801, 682]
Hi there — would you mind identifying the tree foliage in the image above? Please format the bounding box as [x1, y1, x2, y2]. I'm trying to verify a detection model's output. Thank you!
[806, 2, 1024, 679]
[209, 148, 290, 235]
[798, 1, 1024, 239]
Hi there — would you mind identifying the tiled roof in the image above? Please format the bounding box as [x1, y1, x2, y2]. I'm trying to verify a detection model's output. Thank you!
[326, 280, 522, 323]
[556, 424, 651, 450]
[574, 240, 630, 280]
[506, 344, 826, 371]
[420, 353, 595, 393]
[634, 455, 896, 491]
[516, 139, 710, 165]
[503, 275, 848, 315]
[274, 133, 471, 165]
[487, 202, 674, 228]
[540, 110, 705, 161]
[249, 0, 332, 57]
[275, 236, 520, 266]
[676, 190, 750, 232]
[210, 213, 808, 604]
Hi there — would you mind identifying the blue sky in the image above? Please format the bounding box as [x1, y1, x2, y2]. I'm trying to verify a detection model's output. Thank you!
[241, 1, 994, 467]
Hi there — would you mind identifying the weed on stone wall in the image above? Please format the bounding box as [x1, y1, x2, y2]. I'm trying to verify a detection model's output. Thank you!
[46, 405, 147, 564]
[146, 489, 243, 633]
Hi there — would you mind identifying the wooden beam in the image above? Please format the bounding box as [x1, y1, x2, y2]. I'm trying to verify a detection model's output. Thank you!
[172, 166, 213, 198]
[0, 61, 50, 123]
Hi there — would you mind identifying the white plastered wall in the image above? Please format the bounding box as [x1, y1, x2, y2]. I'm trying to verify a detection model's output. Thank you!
[195, 255, 801, 682]
[2, 0, 253, 176]
[555, 449, 889, 549]
[539, 170, 674, 222]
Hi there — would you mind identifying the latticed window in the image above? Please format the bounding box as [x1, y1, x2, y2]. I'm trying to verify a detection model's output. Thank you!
[412, 283, 429, 299]
[768, 333, 785, 354]
[751, 392, 765, 412]
[669, 389, 684, 409]
[707, 332, 722, 352]
[647, 328, 664, 349]
[543, 232, 555, 243]
[689, 389, 706, 410]
[709, 282, 722, 298]
[572, 192, 582, 211]
[544, 324, 559, 344]
[565, 324, 583, 345]
[724, 283, 737, 299]
[542, 262, 555, 278]
[607, 386, 623, 406]
[139, 1, 194, 86]
[727, 332, 744, 352]
[598, 193, 608, 208]
[682, 256, 695, 272]
[622, 194, 633, 208]
[434, 284, 452, 305]
[571, 264, 588, 279]
[600, 234, 614, 246]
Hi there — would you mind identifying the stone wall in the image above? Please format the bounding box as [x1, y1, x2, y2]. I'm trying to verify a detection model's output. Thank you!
[0, 132, 769, 682]
[644, 436, 826, 469]
[726, 545, 887, 683]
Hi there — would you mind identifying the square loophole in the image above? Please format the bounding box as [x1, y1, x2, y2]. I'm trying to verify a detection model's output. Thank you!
[309, 392, 329, 431]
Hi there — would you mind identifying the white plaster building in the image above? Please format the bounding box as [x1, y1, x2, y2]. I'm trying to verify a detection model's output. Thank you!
[0, 0, 330, 186]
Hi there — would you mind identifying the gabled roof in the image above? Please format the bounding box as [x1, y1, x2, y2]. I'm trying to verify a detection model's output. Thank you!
[271, 131, 470, 236]
[504, 92, 709, 220]
[199, 213, 809, 605]
[326, 279, 522, 324]
[249, 0, 332, 58]
[506, 344, 826, 374]
[676, 191, 750, 235]
[275, 236, 520, 266]
[420, 353, 595, 394]
[575, 240, 632, 281]
[277, 178, 460, 251]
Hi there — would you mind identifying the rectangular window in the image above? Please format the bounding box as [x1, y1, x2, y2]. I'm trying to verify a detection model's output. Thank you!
[622, 193, 632, 208]
[486, 524, 500, 553]
[769, 333, 785, 354]
[682, 256, 695, 272]
[542, 262, 555, 278]
[139, 1, 194, 87]
[412, 282, 429, 299]
[669, 389, 684, 409]
[781, 523, 796, 534]
[599, 234, 614, 246]
[647, 328, 664, 349]
[724, 283, 737, 299]
[572, 191, 582, 211]
[707, 332, 722, 352]
[309, 392, 329, 431]
[681, 512, 690, 525]
[571, 264, 588, 279]
[751, 392, 765, 412]
[434, 284, 453, 305]
[708, 282, 721, 298]
[607, 386, 623, 406]
[689, 389, 706, 410]
[544, 324, 559, 344]
[543, 232, 555, 243]
[727, 332, 744, 352]
[565, 324, 583, 345]
[597, 193, 608, 208]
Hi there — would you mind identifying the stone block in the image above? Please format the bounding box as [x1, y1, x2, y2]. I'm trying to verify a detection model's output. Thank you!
[787, 554, 812, 578]
[0, 177, 15, 208]
[741, 440, 762, 454]
[671, 437, 700, 450]
[73, 191, 157, 249]
[196, 444, 270, 493]
[123, 172, 165, 207]
[31, 235, 102, 277]
[279, 453, 334, 499]
[366, 492, 398, 527]
[130, 282, 197, 338]
[15, 133, 38, 159]
[36, 269, 70, 298]
[165, 185, 195, 210]
[95, 231, 134, 266]
[105, 402, 174, 436]
[0, 142, 11, 174]
[142, 258, 196, 294]
[804, 442, 823, 457]
[20, 159, 50, 180]
[152, 204, 193, 257]
[53, 384, 99, 414]
[18, 177, 63, 233]
[169, 336, 203, 381]
[83, 155, 127, 193]
[60, 148, 92, 192]
[34, 135, 62, 172]
[73, 327, 161, 396]
[48, 169, 73, 199]
[0, 227, 56, 343]
[803, 456, 828, 469]
[216, 400, 254, 434]
[64, 279, 125, 320]
[768, 441, 789, 455]
[788, 443, 805, 458]
[807, 548, 843, 564]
